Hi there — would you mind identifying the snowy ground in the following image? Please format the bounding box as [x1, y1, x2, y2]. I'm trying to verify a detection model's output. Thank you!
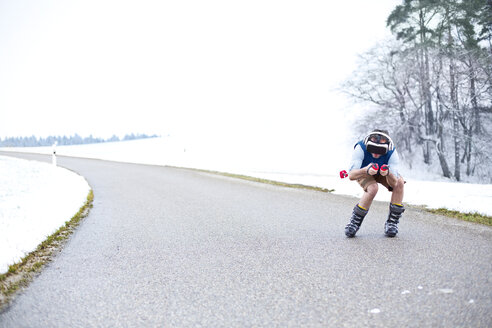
[0, 156, 90, 274]
[1, 136, 491, 273]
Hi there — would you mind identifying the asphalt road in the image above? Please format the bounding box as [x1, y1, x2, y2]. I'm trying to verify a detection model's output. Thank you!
[1, 152, 491, 327]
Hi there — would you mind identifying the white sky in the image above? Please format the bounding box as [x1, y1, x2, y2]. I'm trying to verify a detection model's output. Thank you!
[0, 0, 397, 146]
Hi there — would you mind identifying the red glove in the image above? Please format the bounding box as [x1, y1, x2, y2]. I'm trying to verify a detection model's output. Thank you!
[380, 164, 389, 176]
[367, 163, 379, 176]
[340, 170, 348, 179]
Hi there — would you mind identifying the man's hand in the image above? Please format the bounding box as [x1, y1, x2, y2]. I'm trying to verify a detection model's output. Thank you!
[380, 164, 389, 176]
[366, 163, 379, 176]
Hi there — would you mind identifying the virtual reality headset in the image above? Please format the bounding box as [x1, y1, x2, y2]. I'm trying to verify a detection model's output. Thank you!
[364, 131, 394, 155]
[366, 142, 390, 155]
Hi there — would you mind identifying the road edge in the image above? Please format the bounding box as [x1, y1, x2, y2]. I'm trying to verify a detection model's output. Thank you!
[0, 190, 94, 312]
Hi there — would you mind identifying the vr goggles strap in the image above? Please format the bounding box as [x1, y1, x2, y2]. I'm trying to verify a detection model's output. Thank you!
[364, 131, 394, 152]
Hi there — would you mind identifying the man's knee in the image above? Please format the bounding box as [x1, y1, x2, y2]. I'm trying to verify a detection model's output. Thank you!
[366, 183, 379, 198]
[393, 177, 405, 192]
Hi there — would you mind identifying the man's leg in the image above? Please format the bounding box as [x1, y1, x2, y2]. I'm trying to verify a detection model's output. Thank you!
[360, 183, 379, 209]
[345, 182, 378, 237]
[390, 177, 405, 204]
[386, 176, 405, 237]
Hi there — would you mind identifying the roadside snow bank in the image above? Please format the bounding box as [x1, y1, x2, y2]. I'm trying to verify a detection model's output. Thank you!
[0, 156, 90, 274]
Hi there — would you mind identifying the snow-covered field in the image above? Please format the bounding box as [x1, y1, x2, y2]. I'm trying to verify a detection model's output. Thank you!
[0, 156, 90, 274]
[1, 136, 491, 273]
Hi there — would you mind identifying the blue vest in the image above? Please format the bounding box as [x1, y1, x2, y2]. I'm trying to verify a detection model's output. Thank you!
[356, 140, 395, 168]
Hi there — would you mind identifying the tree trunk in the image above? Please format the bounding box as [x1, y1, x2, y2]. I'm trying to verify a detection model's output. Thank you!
[437, 127, 452, 178]
[419, 9, 433, 164]
[466, 128, 472, 176]
[418, 45, 431, 164]
[449, 57, 460, 181]
[424, 49, 434, 136]
[447, 18, 460, 181]
[434, 41, 451, 179]
[453, 114, 461, 181]
[468, 57, 481, 135]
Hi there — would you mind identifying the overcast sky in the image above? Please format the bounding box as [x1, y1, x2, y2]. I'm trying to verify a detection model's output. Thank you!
[0, 0, 397, 146]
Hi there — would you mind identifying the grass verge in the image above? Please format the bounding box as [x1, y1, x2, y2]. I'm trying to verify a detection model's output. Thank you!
[189, 167, 491, 226]
[192, 168, 335, 193]
[427, 207, 492, 226]
[0, 190, 94, 311]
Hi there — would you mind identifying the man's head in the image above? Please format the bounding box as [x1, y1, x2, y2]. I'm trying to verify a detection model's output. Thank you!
[364, 129, 394, 156]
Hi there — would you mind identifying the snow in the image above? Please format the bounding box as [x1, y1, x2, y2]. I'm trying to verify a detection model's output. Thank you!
[1, 135, 491, 273]
[0, 156, 90, 274]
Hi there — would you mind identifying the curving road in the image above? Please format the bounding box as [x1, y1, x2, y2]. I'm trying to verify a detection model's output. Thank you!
[1, 152, 491, 327]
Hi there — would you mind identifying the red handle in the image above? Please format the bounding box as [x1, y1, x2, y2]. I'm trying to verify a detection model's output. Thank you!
[372, 163, 379, 171]
[380, 164, 388, 172]
[339, 170, 348, 179]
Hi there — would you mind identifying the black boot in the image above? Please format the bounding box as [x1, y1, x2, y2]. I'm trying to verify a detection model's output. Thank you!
[345, 204, 368, 237]
[385, 203, 405, 237]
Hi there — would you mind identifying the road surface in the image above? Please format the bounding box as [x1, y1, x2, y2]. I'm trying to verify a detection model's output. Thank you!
[1, 152, 491, 327]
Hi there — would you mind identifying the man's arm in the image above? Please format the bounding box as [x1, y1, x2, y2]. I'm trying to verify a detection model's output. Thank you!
[387, 150, 400, 178]
[348, 167, 370, 180]
[384, 150, 401, 186]
[348, 144, 374, 180]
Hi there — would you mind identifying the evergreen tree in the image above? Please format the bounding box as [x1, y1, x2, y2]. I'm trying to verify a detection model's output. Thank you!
[387, 0, 442, 164]
[343, 0, 492, 182]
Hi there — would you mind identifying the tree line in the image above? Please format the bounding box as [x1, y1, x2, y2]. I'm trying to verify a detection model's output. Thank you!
[0, 133, 159, 147]
[343, 0, 492, 182]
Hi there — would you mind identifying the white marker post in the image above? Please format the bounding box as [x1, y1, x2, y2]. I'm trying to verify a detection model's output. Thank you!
[52, 141, 57, 166]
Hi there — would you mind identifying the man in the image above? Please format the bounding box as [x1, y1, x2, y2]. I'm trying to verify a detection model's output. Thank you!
[345, 129, 405, 237]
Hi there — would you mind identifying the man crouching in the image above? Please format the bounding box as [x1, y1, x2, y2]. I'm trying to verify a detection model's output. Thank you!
[345, 129, 405, 237]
